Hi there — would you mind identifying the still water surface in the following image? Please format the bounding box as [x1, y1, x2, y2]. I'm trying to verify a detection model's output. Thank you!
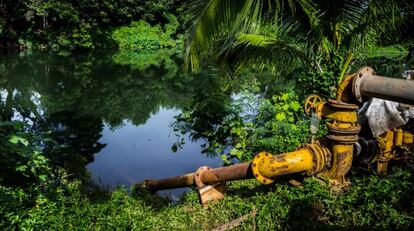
[0, 51, 252, 196]
[88, 110, 221, 195]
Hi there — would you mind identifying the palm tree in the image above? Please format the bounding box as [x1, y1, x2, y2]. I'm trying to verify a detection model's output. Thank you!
[184, 0, 399, 81]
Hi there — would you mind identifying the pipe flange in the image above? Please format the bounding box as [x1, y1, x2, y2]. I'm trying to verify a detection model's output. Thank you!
[327, 134, 359, 143]
[304, 144, 327, 175]
[353, 66, 375, 103]
[327, 122, 361, 135]
[252, 152, 274, 185]
[327, 99, 359, 110]
[195, 166, 212, 189]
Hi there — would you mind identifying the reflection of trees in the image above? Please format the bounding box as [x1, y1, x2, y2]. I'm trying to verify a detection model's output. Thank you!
[1, 51, 294, 176]
[175, 71, 233, 141]
[37, 52, 198, 128]
[172, 69, 270, 157]
[0, 51, 199, 178]
[43, 111, 106, 179]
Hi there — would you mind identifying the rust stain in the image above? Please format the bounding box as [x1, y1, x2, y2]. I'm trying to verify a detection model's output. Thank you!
[333, 150, 352, 177]
[272, 155, 286, 162]
[336, 151, 350, 163]
[270, 165, 289, 175]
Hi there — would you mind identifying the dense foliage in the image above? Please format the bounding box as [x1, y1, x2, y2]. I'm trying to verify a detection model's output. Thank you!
[173, 87, 321, 163]
[0, 0, 181, 51]
[112, 18, 180, 51]
[184, 0, 414, 81]
[1, 51, 414, 229]
[0, 120, 65, 228]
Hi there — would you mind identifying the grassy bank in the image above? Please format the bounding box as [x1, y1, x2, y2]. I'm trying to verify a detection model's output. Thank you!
[3, 167, 413, 230]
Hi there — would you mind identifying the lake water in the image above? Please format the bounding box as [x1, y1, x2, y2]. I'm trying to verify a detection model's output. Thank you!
[0, 51, 266, 197]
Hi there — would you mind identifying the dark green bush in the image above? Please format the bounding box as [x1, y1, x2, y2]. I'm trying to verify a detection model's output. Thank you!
[0, 0, 179, 51]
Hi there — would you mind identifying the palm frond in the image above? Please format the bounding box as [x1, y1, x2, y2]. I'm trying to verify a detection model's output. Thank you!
[184, 0, 254, 71]
[219, 24, 308, 72]
[184, 0, 319, 72]
[348, 0, 398, 52]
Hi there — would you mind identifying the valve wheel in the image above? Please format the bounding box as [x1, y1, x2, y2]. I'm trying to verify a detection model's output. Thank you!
[304, 94, 323, 115]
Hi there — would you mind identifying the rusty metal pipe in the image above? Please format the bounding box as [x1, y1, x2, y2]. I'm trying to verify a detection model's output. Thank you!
[200, 162, 253, 183]
[140, 144, 329, 191]
[360, 75, 414, 105]
[140, 162, 253, 191]
[251, 149, 314, 184]
[353, 67, 414, 105]
[142, 173, 195, 190]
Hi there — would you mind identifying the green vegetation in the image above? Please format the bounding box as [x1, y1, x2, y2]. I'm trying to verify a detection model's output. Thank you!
[2, 153, 414, 230]
[357, 45, 408, 60]
[1, 0, 414, 230]
[112, 17, 180, 51]
[0, 0, 180, 51]
[173, 88, 319, 163]
[184, 0, 414, 81]
[112, 49, 177, 70]
[1, 51, 414, 229]
[1, 106, 413, 229]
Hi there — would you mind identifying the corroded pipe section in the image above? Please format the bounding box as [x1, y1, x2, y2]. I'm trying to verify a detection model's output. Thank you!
[200, 162, 253, 183]
[353, 67, 414, 105]
[360, 75, 414, 105]
[140, 162, 253, 191]
[320, 143, 354, 185]
[140, 144, 328, 191]
[142, 173, 195, 190]
[316, 100, 360, 185]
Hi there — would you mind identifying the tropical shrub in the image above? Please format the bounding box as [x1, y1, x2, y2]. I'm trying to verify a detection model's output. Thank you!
[0, 121, 53, 226]
[111, 19, 178, 51]
[0, 121, 51, 189]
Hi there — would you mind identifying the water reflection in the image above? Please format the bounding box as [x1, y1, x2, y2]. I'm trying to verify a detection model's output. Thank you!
[87, 109, 220, 187]
[0, 51, 242, 189]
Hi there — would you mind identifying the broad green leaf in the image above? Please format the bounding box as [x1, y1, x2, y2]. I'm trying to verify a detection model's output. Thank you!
[276, 112, 286, 121]
[16, 165, 28, 172]
[290, 101, 301, 111]
[9, 135, 29, 147]
[230, 149, 238, 156]
[38, 175, 48, 182]
[220, 154, 228, 162]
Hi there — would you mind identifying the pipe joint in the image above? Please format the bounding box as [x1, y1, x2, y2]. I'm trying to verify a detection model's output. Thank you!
[304, 143, 330, 175]
[251, 152, 275, 184]
[195, 166, 214, 188]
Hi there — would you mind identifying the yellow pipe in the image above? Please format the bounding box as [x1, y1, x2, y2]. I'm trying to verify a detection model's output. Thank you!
[394, 128, 403, 147]
[317, 102, 358, 123]
[315, 100, 360, 185]
[251, 144, 327, 184]
[319, 143, 353, 185]
[376, 130, 394, 174]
